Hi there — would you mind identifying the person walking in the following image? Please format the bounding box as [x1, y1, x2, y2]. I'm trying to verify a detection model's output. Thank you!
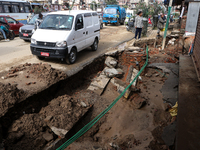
[34, 13, 43, 30]
[0, 20, 9, 41]
[134, 11, 143, 40]
[157, 13, 166, 37]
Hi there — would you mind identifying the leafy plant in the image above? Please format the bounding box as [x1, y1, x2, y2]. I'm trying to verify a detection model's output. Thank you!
[90, 1, 100, 10]
[122, 5, 128, 9]
[135, 2, 150, 18]
[106, 0, 118, 5]
[149, 2, 165, 16]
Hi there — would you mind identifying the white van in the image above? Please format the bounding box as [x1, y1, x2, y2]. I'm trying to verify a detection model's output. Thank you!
[30, 10, 100, 64]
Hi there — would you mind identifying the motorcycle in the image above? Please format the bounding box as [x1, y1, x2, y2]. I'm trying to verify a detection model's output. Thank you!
[0, 23, 15, 41]
[126, 18, 136, 33]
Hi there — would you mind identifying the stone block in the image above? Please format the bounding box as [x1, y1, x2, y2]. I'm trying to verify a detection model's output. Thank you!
[105, 56, 118, 68]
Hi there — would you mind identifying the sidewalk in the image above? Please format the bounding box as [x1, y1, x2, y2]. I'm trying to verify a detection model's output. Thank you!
[176, 55, 200, 150]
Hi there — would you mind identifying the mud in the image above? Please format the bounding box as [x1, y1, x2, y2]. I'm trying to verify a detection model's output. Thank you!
[4, 95, 90, 150]
[0, 40, 178, 150]
[0, 56, 105, 150]
[0, 83, 27, 117]
[0, 63, 67, 93]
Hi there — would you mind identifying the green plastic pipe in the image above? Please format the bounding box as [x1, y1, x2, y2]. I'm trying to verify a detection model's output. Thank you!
[57, 46, 149, 150]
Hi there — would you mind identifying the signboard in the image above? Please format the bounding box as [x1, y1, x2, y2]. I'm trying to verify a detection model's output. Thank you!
[185, 2, 200, 32]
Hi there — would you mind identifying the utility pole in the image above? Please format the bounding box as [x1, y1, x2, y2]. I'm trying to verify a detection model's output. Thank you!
[161, 0, 173, 50]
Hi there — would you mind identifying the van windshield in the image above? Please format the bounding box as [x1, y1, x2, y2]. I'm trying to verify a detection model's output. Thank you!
[105, 8, 117, 14]
[39, 15, 74, 30]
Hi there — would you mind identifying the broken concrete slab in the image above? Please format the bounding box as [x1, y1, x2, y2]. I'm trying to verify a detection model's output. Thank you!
[162, 121, 176, 147]
[105, 50, 118, 56]
[50, 126, 68, 139]
[130, 68, 139, 86]
[126, 46, 141, 51]
[148, 63, 179, 105]
[105, 56, 118, 68]
[168, 38, 176, 45]
[103, 67, 124, 78]
[126, 65, 134, 83]
[171, 30, 180, 35]
[111, 78, 131, 99]
[43, 132, 53, 141]
[148, 63, 178, 74]
[88, 74, 111, 95]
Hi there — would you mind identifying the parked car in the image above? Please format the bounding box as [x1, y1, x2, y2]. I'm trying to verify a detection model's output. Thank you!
[98, 13, 103, 29]
[30, 10, 100, 64]
[0, 16, 23, 35]
[19, 13, 48, 42]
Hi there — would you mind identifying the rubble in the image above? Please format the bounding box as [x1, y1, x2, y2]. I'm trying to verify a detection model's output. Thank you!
[103, 67, 124, 78]
[130, 93, 146, 109]
[0, 21, 183, 150]
[105, 56, 118, 68]
[0, 83, 27, 117]
[4, 95, 90, 150]
[168, 38, 176, 45]
[111, 78, 131, 99]
[43, 132, 54, 141]
[88, 74, 110, 94]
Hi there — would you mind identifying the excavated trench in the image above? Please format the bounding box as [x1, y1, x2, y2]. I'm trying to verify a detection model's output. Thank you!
[0, 56, 106, 150]
[0, 38, 181, 150]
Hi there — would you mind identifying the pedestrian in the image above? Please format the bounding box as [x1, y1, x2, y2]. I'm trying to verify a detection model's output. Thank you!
[0, 21, 9, 41]
[157, 13, 166, 37]
[134, 11, 143, 40]
[170, 14, 173, 23]
[27, 9, 33, 23]
[34, 13, 43, 30]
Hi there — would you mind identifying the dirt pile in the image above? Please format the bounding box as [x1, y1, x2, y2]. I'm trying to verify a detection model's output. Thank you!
[0, 83, 26, 117]
[3, 63, 68, 86]
[4, 95, 90, 150]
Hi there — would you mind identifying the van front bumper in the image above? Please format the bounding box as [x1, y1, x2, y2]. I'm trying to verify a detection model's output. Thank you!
[30, 44, 68, 59]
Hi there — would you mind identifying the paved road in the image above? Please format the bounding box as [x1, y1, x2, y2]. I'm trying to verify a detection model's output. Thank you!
[0, 25, 134, 75]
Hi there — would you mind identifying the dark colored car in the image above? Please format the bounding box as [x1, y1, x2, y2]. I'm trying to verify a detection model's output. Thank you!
[0, 16, 24, 35]
[19, 13, 48, 41]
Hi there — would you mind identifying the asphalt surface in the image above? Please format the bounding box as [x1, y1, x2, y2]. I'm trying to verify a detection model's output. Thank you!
[0, 25, 134, 75]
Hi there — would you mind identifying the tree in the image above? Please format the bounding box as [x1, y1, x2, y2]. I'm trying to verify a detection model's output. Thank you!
[122, 5, 128, 9]
[90, 1, 100, 10]
[106, 0, 118, 5]
[135, 2, 150, 18]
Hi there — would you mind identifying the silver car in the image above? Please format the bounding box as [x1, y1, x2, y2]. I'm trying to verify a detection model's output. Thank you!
[19, 13, 48, 41]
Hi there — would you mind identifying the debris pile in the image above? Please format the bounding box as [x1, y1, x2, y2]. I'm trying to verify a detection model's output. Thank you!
[4, 95, 90, 150]
[0, 83, 26, 117]
[88, 49, 146, 108]
[1, 63, 67, 88]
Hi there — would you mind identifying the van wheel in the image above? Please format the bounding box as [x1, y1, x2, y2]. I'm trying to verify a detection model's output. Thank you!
[36, 56, 45, 60]
[66, 48, 77, 64]
[91, 38, 98, 51]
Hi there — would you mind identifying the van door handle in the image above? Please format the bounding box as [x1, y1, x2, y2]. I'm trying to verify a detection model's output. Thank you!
[86, 31, 88, 35]
[83, 32, 85, 34]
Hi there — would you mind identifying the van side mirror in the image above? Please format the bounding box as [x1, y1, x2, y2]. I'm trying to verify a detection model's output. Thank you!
[76, 23, 83, 30]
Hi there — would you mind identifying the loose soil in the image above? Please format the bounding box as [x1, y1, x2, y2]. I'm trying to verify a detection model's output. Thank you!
[0, 39, 177, 150]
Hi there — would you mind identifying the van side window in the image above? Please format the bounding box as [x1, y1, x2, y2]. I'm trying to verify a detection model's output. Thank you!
[75, 15, 83, 30]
